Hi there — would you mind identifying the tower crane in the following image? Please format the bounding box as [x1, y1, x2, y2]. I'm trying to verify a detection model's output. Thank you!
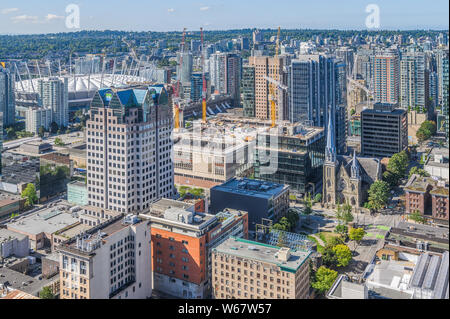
[269, 27, 281, 128]
[174, 28, 187, 130]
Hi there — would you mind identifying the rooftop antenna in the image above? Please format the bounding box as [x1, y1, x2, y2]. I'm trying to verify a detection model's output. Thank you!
[69, 53, 72, 76]
[100, 56, 105, 88]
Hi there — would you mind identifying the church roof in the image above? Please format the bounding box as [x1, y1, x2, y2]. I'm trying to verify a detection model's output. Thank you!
[338, 155, 381, 184]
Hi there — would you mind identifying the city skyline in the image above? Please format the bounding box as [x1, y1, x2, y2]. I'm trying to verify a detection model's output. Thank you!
[0, 0, 449, 35]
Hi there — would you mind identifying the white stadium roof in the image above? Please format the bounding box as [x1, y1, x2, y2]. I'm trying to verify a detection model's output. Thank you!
[16, 74, 150, 105]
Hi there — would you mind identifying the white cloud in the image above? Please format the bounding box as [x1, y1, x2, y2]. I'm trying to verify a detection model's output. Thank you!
[11, 15, 39, 23]
[200, 6, 210, 11]
[45, 13, 64, 21]
[168, 8, 175, 13]
[1, 8, 19, 14]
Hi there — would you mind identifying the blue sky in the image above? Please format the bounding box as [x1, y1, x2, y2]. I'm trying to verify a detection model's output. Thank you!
[0, 0, 448, 34]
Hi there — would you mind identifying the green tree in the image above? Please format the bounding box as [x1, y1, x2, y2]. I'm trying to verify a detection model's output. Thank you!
[286, 211, 299, 230]
[311, 266, 338, 294]
[408, 166, 430, 179]
[39, 286, 55, 299]
[321, 245, 338, 268]
[409, 210, 427, 224]
[332, 244, 352, 267]
[314, 193, 322, 203]
[6, 127, 16, 140]
[335, 224, 348, 237]
[21, 183, 38, 208]
[349, 228, 366, 250]
[38, 126, 45, 138]
[54, 137, 65, 146]
[50, 122, 59, 134]
[336, 203, 354, 225]
[368, 181, 390, 212]
[303, 193, 313, 215]
[383, 170, 399, 188]
[387, 151, 409, 181]
[416, 120, 437, 142]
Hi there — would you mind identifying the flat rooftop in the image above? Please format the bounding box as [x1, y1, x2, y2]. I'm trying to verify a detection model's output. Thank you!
[0, 228, 28, 244]
[55, 222, 93, 240]
[0, 267, 57, 297]
[7, 207, 79, 236]
[211, 178, 289, 199]
[213, 237, 311, 273]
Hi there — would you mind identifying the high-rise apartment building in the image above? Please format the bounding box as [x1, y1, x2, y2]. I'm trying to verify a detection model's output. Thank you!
[37, 77, 69, 128]
[373, 52, 400, 105]
[400, 52, 426, 110]
[57, 214, 152, 299]
[210, 53, 242, 107]
[141, 199, 248, 299]
[249, 56, 288, 121]
[177, 51, 193, 87]
[287, 55, 338, 127]
[241, 65, 256, 117]
[0, 65, 15, 127]
[212, 237, 312, 299]
[25, 106, 52, 134]
[85, 85, 174, 215]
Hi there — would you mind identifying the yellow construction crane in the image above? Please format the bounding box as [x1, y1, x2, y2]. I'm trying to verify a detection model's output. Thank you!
[269, 27, 281, 128]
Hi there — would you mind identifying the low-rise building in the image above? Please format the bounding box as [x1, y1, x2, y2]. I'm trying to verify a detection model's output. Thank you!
[409, 251, 449, 299]
[424, 148, 449, 182]
[0, 228, 30, 258]
[212, 237, 312, 299]
[0, 198, 24, 220]
[404, 174, 449, 222]
[140, 198, 248, 299]
[7, 205, 79, 250]
[210, 178, 289, 231]
[57, 214, 152, 299]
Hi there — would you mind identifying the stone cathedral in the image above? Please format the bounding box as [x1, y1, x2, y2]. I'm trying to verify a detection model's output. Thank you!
[323, 109, 382, 209]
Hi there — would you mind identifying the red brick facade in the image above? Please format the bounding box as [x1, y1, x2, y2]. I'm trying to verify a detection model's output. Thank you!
[432, 195, 449, 221]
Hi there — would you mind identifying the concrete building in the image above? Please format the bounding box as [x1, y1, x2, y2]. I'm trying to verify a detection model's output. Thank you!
[361, 103, 408, 158]
[37, 77, 69, 128]
[373, 52, 400, 104]
[400, 52, 426, 110]
[0, 198, 23, 220]
[0, 65, 15, 127]
[57, 214, 152, 299]
[7, 205, 79, 250]
[25, 106, 52, 134]
[249, 56, 288, 121]
[0, 229, 30, 258]
[210, 53, 242, 107]
[210, 178, 289, 232]
[141, 199, 248, 299]
[424, 148, 449, 181]
[177, 51, 193, 87]
[409, 251, 449, 299]
[212, 237, 312, 299]
[85, 85, 174, 214]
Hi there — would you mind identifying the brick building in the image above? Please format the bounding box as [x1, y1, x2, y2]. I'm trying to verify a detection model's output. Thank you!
[141, 199, 248, 299]
[212, 237, 312, 299]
